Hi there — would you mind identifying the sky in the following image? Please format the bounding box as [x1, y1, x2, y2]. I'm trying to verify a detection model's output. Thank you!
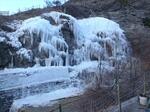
[0, 0, 46, 14]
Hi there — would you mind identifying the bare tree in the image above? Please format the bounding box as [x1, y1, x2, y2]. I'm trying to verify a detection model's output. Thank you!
[45, 0, 53, 7]
[45, 0, 61, 7]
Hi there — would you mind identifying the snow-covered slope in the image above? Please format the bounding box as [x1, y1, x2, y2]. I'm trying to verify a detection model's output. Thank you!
[0, 11, 130, 111]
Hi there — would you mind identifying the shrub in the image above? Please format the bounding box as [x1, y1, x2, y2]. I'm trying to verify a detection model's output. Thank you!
[45, 0, 62, 7]
[143, 18, 150, 28]
[119, 0, 129, 6]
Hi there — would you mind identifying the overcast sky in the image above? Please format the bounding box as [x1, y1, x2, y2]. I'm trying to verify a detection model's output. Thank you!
[0, 0, 46, 14]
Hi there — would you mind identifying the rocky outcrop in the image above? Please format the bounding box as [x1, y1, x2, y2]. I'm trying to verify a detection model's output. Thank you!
[0, 41, 12, 68]
[0, 91, 14, 112]
[0, 32, 34, 68]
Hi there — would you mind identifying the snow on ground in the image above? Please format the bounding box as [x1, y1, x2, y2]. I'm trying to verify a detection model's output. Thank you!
[73, 61, 114, 73]
[10, 87, 83, 112]
[0, 0, 69, 15]
[0, 66, 70, 91]
[73, 61, 98, 72]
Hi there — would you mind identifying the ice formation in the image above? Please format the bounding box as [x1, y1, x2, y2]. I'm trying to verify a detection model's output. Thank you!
[9, 11, 129, 68]
[0, 11, 130, 91]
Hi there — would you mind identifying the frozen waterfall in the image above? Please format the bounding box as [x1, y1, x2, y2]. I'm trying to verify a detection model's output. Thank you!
[13, 11, 129, 68]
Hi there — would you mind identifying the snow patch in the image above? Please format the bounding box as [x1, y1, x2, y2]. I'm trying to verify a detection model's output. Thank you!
[0, 36, 6, 42]
[6, 33, 22, 48]
[0, 66, 70, 91]
[10, 87, 82, 112]
[16, 48, 32, 61]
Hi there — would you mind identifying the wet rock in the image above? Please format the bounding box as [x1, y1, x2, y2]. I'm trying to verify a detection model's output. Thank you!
[63, 4, 90, 18]
[0, 24, 15, 32]
[41, 15, 57, 25]
[0, 91, 14, 112]
[0, 42, 12, 68]
[61, 22, 77, 53]
[13, 54, 35, 68]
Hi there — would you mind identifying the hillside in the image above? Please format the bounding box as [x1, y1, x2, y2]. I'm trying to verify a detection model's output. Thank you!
[0, 0, 150, 112]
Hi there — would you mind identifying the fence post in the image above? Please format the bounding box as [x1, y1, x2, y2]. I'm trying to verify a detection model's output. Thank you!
[144, 71, 147, 95]
[117, 80, 122, 112]
[59, 104, 62, 112]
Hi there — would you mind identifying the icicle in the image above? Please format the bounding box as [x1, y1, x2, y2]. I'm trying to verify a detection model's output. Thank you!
[23, 37, 26, 44]
[8, 51, 14, 68]
[65, 49, 69, 66]
[35, 57, 40, 66]
[9, 56, 14, 68]
[45, 58, 52, 66]
[30, 31, 34, 46]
